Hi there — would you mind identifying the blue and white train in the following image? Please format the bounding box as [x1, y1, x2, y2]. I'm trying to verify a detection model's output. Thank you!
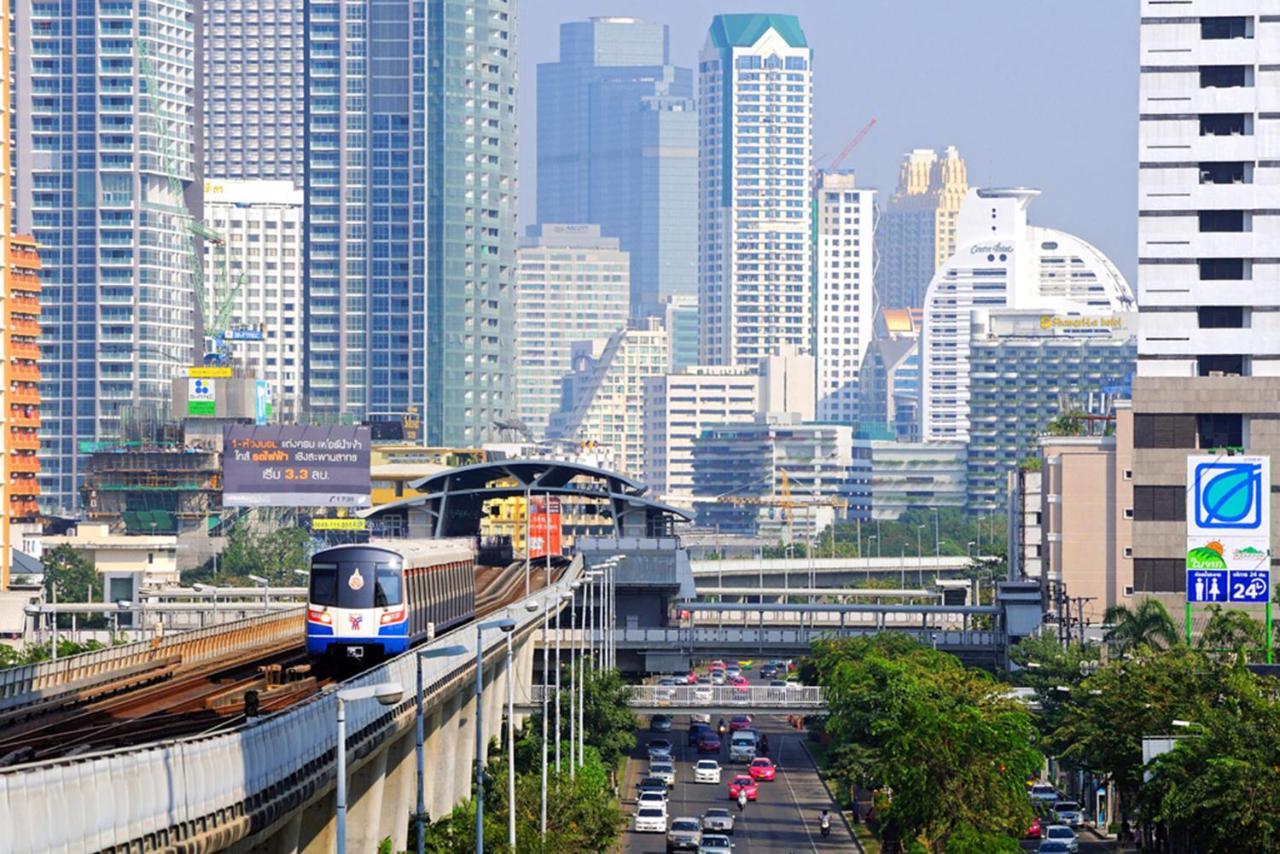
[305, 538, 476, 662]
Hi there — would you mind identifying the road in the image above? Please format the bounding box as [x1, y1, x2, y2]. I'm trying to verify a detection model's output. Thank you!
[621, 670, 853, 852]
[1021, 835, 1118, 853]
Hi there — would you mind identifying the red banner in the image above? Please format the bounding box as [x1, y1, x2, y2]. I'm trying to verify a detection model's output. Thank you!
[528, 496, 562, 560]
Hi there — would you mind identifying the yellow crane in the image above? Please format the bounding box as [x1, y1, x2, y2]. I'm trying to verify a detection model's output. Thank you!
[715, 468, 848, 545]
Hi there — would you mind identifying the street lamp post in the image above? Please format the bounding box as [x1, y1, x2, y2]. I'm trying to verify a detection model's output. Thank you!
[193, 583, 218, 628]
[414, 644, 466, 854]
[567, 581, 581, 776]
[336, 682, 405, 854]
[541, 593, 569, 840]
[524, 485, 532, 597]
[578, 578, 594, 768]
[555, 589, 568, 774]
[474, 618, 516, 854]
[915, 525, 925, 587]
[248, 573, 270, 613]
[932, 508, 941, 557]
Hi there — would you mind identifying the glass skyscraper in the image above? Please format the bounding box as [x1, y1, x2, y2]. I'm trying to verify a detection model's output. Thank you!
[304, 0, 516, 444]
[14, 0, 201, 514]
[537, 17, 696, 319]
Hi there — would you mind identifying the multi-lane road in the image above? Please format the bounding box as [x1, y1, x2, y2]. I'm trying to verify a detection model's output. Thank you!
[621, 670, 855, 853]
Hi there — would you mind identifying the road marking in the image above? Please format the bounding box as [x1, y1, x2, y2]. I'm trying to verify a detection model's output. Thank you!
[777, 733, 820, 853]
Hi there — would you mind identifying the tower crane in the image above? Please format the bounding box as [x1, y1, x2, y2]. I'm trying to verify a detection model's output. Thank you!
[715, 468, 848, 545]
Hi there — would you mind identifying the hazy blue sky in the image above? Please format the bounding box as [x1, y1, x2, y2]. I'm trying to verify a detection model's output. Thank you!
[518, 1, 1139, 282]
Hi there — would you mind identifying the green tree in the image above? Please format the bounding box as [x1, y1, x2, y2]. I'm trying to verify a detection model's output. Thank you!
[1045, 410, 1087, 437]
[41, 544, 103, 628]
[1197, 605, 1265, 663]
[1007, 632, 1100, 756]
[197, 525, 313, 586]
[1102, 599, 1180, 653]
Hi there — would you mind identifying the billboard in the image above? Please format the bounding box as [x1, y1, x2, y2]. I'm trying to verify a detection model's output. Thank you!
[188, 378, 216, 416]
[1186, 455, 1271, 604]
[223, 425, 371, 508]
[527, 496, 562, 560]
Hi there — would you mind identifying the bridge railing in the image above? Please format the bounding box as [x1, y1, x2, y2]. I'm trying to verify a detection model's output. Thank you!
[627, 683, 825, 709]
[610, 626, 999, 648]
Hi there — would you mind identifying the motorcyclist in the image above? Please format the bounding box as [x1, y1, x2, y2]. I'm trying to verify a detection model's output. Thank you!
[820, 809, 831, 838]
[718, 717, 727, 735]
[737, 789, 748, 811]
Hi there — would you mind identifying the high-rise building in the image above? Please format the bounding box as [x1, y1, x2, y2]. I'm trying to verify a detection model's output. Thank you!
[860, 307, 922, 442]
[203, 0, 304, 183]
[920, 188, 1134, 444]
[876, 146, 968, 309]
[866, 439, 967, 520]
[304, 0, 517, 445]
[698, 14, 813, 368]
[203, 180, 305, 422]
[1132, 7, 1280, 601]
[549, 320, 669, 478]
[15, 3, 201, 514]
[3, 237, 43, 589]
[537, 17, 696, 319]
[515, 224, 629, 438]
[814, 170, 875, 424]
[660, 294, 699, 373]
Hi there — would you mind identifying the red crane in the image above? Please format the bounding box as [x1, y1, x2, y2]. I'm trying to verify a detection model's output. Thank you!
[824, 117, 878, 172]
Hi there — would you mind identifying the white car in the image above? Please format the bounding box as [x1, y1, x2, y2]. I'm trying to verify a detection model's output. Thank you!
[638, 790, 668, 811]
[694, 685, 714, 703]
[701, 808, 735, 835]
[1030, 783, 1059, 803]
[1043, 825, 1079, 852]
[709, 669, 726, 685]
[650, 762, 677, 787]
[693, 759, 722, 784]
[699, 834, 733, 854]
[634, 806, 668, 833]
[1053, 800, 1083, 827]
[691, 713, 712, 724]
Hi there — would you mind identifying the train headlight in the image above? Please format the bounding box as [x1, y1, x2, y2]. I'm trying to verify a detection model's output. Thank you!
[307, 607, 332, 625]
[380, 607, 406, 625]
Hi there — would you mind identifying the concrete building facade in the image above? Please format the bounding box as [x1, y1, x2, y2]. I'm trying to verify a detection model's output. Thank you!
[920, 188, 1135, 444]
[203, 180, 305, 422]
[661, 294, 699, 373]
[1133, 4, 1280, 600]
[814, 171, 875, 425]
[698, 14, 813, 368]
[866, 440, 967, 521]
[860, 307, 921, 442]
[876, 146, 968, 309]
[515, 224, 630, 438]
[537, 17, 697, 319]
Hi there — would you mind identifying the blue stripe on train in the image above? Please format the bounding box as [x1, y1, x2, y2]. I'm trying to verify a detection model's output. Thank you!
[306, 635, 411, 656]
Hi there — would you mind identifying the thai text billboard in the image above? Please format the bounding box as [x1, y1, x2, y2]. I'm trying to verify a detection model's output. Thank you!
[223, 425, 371, 508]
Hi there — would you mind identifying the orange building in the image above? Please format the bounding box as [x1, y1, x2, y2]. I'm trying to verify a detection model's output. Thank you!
[3, 236, 41, 588]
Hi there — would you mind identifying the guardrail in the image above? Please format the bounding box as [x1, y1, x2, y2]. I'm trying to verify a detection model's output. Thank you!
[0, 608, 304, 713]
[610, 626, 1000, 649]
[629, 683, 825, 709]
[0, 565, 581, 853]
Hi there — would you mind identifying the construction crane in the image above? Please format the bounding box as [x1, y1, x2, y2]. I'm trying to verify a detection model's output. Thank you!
[816, 117, 878, 174]
[136, 38, 248, 365]
[716, 468, 848, 545]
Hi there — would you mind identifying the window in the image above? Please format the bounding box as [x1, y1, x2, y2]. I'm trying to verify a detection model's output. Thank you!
[1199, 114, 1249, 136]
[1199, 210, 1245, 232]
[1134, 559, 1182, 593]
[1123, 547, 1133, 558]
[1198, 353, 1247, 376]
[1201, 17, 1251, 40]
[1123, 469, 1133, 481]
[1197, 306, 1244, 328]
[1200, 161, 1249, 184]
[1199, 413, 1243, 448]
[1199, 65, 1249, 88]
[1133, 414, 1197, 449]
[1199, 258, 1246, 280]
[1132, 486, 1187, 522]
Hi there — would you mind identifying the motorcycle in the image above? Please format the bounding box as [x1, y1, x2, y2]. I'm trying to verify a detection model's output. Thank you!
[820, 813, 831, 838]
[737, 791, 748, 812]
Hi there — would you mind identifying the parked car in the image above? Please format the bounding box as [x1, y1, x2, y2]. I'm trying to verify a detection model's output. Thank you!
[650, 714, 673, 733]
[729, 675, 750, 687]
[710, 660, 726, 671]
[748, 757, 776, 781]
[667, 817, 702, 852]
[728, 715, 753, 732]
[694, 759, 722, 784]
[727, 774, 758, 801]
[634, 807, 668, 834]
[1025, 816, 1044, 839]
[698, 833, 733, 854]
[697, 731, 722, 753]
[1052, 801, 1083, 827]
[1029, 783, 1060, 803]
[650, 762, 677, 788]
[685, 671, 699, 685]
[725, 665, 741, 680]
[1043, 825, 1079, 853]
[701, 808, 735, 835]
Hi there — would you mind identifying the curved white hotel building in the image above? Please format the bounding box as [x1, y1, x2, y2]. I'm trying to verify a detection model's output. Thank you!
[920, 188, 1135, 442]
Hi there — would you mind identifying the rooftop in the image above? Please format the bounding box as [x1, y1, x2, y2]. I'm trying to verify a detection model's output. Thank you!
[709, 13, 807, 49]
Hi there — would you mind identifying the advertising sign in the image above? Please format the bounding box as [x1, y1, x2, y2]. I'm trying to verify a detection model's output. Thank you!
[527, 496, 562, 561]
[188, 366, 233, 378]
[223, 425, 371, 508]
[188, 378, 216, 416]
[254, 380, 272, 425]
[1186, 455, 1271, 605]
[312, 518, 367, 531]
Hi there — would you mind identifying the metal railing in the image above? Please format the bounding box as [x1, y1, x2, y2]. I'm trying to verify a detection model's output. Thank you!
[627, 683, 825, 709]
[608, 626, 999, 649]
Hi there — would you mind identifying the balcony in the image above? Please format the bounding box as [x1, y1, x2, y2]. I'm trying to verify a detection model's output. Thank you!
[8, 411, 39, 428]
[6, 246, 40, 271]
[7, 294, 40, 313]
[8, 318, 40, 337]
[9, 478, 40, 497]
[9, 386, 40, 406]
[9, 343, 39, 360]
[9, 432, 40, 451]
[8, 272, 40, 293]
[8, 363, 40, 383]
[10, 498, 40, 519]
[8, 454, 39, 474]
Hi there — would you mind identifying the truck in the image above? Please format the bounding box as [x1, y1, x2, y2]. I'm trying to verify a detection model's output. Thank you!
[728, 730, 757, 763]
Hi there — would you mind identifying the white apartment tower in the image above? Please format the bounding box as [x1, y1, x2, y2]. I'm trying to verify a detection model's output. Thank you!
[1133, 6, 1280, 597]
[203, 180, 305, 421]
[698, 14, 813, 368]
[815, 171, 875, 424]
[920, 188, 1134, 442]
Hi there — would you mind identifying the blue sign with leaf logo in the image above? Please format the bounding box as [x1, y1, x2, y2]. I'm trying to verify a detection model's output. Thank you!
[1194, 461, 1265, 531]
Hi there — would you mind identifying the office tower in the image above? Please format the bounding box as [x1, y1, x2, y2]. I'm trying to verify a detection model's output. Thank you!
[1132, 7, 1279, 601]
[14, 1, 201, 514]
[877, 146, 968, 309]
[537, 17, 696, 319]
[304, 0, 517, 445]
[203, 0, 304, 182]
[642, 367, 760, 500]
[548, 320, 669, 478]
[866, 439, 967, 521]
[515, 224, 629, 438]
[699, 14, 813, 368]
[966, 309, 1137, 512]
[3, 237, 43, 589]
[203, 180, 305, 421]
[920, 188, 1134, 443]
[814, 170, 875, 424]
[860, 307, 922, 442]
[660, 294, 699, 372]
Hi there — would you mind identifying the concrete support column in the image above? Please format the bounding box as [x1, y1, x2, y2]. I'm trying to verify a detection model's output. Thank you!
[263, 810, 303, 854]
[422, 696, 452, 821]
[346, 744, 389, 854]
[379, 726, 417, 853]
[452, 683, 479, 812]
[298, 789, 338, 854]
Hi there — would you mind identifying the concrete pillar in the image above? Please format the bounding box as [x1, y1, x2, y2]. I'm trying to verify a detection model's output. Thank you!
[297, 788, 338, 854]
[346, 744, 389, 853]
[421, 696, 451, 821]
[259, 810, 302, 854]
[379, 725, 417, 852]
[453, 678, 480, 812]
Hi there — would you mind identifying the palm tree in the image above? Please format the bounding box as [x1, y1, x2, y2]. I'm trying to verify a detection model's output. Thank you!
[1103, 599, 1180, 652]
[1197, 604, 1264, 662]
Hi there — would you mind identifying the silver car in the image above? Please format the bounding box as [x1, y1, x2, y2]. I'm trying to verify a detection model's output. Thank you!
[701, 807, 735, 834]
[667, 817, 702, 852]
[699, 834, 733, 854]
[649, 761, 676, 787]
[1052, 800, 1083, 827]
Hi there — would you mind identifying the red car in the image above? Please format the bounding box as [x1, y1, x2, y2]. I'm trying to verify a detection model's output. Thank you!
[727, 774, 758, 801]
[729, 715, 753, 732]
[710, 660, 726, 670]
[1025, 816, 1043, 839]
[729, 675, 750, 687]
[697, 732, 722, 753]
[685, 671, 698, 685]
[748, 757, 776, 781]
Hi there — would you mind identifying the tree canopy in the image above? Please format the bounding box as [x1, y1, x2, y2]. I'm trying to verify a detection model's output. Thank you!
[1102, 599, 1180, 653]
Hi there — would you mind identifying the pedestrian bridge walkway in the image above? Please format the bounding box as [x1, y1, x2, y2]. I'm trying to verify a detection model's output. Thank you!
[628, 683, 826, 712]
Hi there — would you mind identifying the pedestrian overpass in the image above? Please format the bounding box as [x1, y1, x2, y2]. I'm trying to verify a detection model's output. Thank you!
[627, 684, 826, 713]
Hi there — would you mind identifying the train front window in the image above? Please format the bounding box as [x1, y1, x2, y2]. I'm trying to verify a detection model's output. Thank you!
[310, 562, 339, 607]
[375, 563, 403, 607]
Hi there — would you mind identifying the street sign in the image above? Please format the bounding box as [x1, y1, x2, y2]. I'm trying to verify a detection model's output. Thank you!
[1229, 570, 1270, 603]
[1187, 569, 1227, 603]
